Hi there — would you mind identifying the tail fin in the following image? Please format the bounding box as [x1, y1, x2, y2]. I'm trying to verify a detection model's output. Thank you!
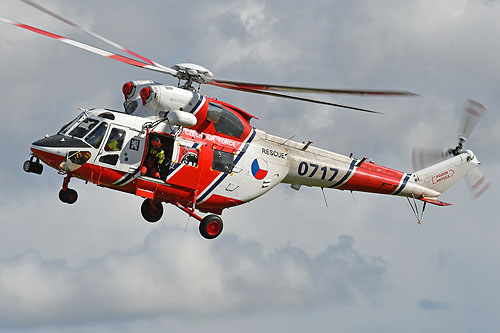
[412, 151, 479, 194]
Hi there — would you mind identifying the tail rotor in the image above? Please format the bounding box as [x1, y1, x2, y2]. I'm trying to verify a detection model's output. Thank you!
[411, 99, 490, 198]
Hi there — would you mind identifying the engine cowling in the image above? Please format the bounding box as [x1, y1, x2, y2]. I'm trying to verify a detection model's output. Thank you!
[121, 81, 203, 124]
[138, 84, 199, 117]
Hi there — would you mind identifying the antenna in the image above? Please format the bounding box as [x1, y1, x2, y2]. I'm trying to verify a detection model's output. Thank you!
[321, 187, 329, 208]
[280, 135, 296, 146]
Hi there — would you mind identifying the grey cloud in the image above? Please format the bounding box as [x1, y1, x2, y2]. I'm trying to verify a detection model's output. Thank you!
[417, 298, 451, 311]
[0, 230, 387, 328]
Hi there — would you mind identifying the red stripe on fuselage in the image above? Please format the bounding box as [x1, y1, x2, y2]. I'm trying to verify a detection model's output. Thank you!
[339, 162, 405, 194]
[31, 148, 198, 206]
[31, 148, 65, 169]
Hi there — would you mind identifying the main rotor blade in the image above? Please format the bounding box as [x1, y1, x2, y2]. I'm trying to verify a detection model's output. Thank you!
[412, 146, 448, 171]
[0, 17, 179, 77]
[225, 87, 383, 114]
[458, 99, 487, 142]
[465, 167, 491, 199]
[19, 0, 168, 69]
[209, 79, 419, 96]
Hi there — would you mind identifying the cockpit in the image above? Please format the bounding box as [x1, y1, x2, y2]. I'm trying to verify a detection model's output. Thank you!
[51, 111, 127, 152]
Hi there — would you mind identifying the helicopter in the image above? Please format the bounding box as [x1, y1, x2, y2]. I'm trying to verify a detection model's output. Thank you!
[3, 0, 491, 239]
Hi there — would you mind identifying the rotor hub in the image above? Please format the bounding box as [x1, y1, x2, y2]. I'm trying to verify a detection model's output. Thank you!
[172, 63, 213, 89]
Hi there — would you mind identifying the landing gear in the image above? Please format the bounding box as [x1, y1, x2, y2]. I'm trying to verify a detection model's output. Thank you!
[141, 198, 163, 223]
[59, 174, 78, 204]
[199, 214, 223, 239]
[174, 202, 224, 239]
[139, 199, 224, 238]
[407, 195, 427, 225]
[23, 156, 43, 175]
[59, 188, 78, 204]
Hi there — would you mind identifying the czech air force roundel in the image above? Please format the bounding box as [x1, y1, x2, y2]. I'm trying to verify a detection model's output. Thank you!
[251, 158, 268, 180]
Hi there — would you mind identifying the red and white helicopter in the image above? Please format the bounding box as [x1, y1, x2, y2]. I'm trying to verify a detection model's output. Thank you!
[3, 1, 491, 239]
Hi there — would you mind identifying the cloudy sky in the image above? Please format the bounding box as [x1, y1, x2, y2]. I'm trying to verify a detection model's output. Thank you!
[1, 0, 500, 331]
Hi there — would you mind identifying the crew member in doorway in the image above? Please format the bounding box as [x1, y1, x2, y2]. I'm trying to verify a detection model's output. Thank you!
[142, 137, 165, 178]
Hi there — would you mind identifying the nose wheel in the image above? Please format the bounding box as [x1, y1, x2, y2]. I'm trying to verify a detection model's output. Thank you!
[59, 188, 78, 204]
[59, 174, 78, 204]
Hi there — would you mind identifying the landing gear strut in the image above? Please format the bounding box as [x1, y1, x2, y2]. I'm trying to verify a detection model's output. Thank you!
[23, 156, 43, 175]
[141, 198, 164, 223]
[174, 202, 224, 239]
[59, 174, 78, 204]
[407, 195, 427, 225]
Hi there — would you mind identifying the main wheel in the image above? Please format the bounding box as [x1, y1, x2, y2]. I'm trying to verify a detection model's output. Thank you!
[141, 199, 163, 223]
[59, 188, 78, 204]
[199, 214, 223, 239]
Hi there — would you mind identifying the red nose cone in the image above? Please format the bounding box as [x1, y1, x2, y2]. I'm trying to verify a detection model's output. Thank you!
[140, 86, 152, 105]
[122, 81, 134, 99]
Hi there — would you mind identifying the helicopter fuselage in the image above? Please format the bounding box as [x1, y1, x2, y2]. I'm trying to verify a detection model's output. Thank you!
[29, 92, 457, 212]
[26, 82, 480, 237]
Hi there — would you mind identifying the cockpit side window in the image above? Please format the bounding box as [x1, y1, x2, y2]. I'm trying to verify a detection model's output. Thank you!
[85, 122, 109, 149]
[207, 103, 244, 138]
[69, 118, 99, 138]
[104, 128, 126, 151]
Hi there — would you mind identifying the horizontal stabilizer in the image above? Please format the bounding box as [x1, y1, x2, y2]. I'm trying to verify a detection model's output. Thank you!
[419, 197, 452, 206]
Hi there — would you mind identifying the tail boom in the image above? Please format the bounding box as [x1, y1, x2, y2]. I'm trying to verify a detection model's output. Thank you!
[280, 135, 478, 202]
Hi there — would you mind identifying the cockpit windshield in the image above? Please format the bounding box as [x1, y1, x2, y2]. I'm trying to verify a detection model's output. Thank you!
[58, 112, 85, 135]
[68, 118, 100, 138]
[85, 122, 109, 148]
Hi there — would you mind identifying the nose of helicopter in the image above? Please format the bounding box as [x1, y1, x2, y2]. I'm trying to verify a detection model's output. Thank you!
[30, 134, 89, 168]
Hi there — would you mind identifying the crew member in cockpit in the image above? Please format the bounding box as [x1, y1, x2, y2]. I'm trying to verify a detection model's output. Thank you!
[105, 130, 124, 151]
[141, 137, 165, 178]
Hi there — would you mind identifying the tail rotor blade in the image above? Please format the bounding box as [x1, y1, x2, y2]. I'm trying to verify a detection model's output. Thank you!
[458, 99, 487, 142]
[465, 167, 491, 199]
[412, 146, 448, 171]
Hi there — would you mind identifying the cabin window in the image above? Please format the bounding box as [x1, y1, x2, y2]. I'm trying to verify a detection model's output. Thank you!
[212, 149, 234, 173]
[68, 151, 92, 165]
[207, 103, 244, 138]
[85, 122, 109, 149]
[69, 118, 100, 138]
[104, 128, 126, 151]
[99, 154, 119, 165]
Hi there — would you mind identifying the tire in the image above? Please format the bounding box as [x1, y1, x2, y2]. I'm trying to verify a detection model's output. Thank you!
[59, 188, 78, 204]
[199, 214, 223, 239]
[141, 199, 163, 223]
[59, 189, 66, 203]
[65, 189, 78, 204]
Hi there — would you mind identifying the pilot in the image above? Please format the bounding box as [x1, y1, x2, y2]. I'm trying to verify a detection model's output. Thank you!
[105, 130, 124, 151]
[141, 137, 165, 178]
